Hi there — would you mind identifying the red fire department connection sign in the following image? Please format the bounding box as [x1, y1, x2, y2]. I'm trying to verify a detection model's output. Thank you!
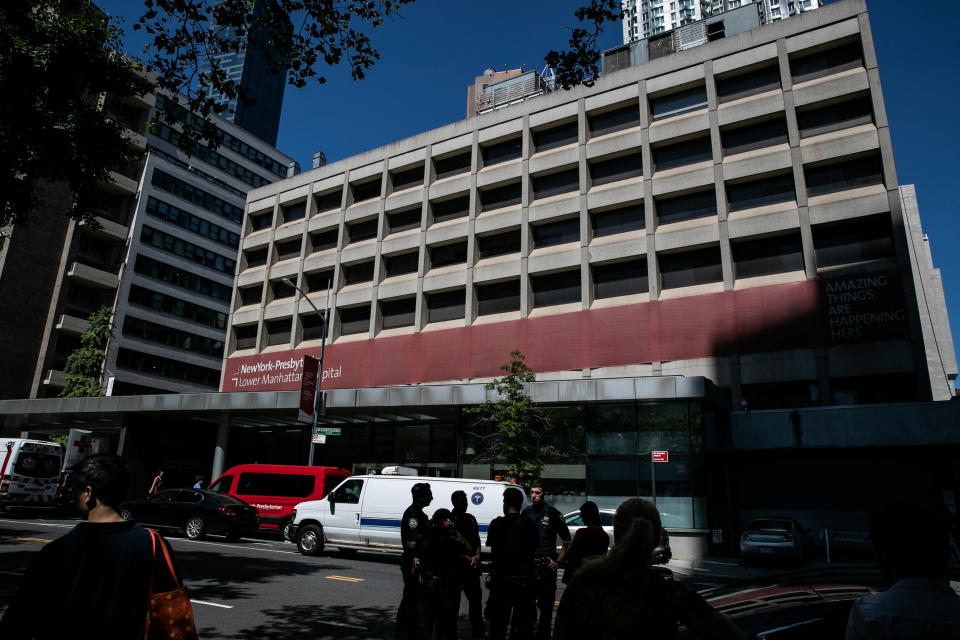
[652, 451, 669, 463]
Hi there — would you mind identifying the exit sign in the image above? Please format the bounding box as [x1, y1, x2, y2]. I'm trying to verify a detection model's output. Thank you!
[652, 450, 669, 463]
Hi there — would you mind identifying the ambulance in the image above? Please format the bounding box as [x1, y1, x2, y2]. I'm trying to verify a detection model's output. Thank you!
[0, 439, 63, 508]
[288, 468, 527, 556]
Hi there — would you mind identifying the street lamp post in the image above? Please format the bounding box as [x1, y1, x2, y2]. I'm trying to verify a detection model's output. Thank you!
[282, 277, 331, 466]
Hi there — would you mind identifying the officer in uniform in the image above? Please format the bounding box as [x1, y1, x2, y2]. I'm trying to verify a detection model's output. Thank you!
[521, 479, 571, 640]
[486, 486, 538, 640]
[451, 490, 485, 638]
[397, 482, 432, 640]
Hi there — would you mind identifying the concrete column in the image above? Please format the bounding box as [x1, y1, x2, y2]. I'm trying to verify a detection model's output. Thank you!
[211, 412, 231, 481]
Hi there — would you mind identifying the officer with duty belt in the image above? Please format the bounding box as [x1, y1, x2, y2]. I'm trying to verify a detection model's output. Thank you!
[521, 479, 571, 640]
[398, 482, 433, 640]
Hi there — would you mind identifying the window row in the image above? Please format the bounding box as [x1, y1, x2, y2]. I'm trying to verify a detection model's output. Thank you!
[151, 169, 245, 223]
[141, 225, 236, 276]
[133, 255, 234, 303]
[145, 196, 240, 249]
[127, 284, 229, 330]
[122, 315, 225, 358]
[154, 123, 273, 188]
[115, 347, 221, 388]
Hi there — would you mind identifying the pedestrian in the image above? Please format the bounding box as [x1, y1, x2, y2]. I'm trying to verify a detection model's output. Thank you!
[486, 486, 539, 640]
[193, 475, 203, 489]
[421, 508, 474, 640]
[397, 481, 433, 640]
[0, 454, 190, 639]
[561, 500, 609, 585]
[520, 479, 571, 640]
[148, 469, 164, 495]
[553, 498, 743, 640]
[844, 501, 960, 639]
[452, 489, 486, 638]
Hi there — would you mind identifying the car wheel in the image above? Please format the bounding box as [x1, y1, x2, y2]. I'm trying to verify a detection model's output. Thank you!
[280, 519, 294, 542]
[297, 524, 324, 556]
[120, 509, 133, 521]
[185, 516, 205, 540]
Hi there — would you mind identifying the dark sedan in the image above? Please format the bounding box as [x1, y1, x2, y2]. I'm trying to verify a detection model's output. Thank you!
[120, 488, 259, 541]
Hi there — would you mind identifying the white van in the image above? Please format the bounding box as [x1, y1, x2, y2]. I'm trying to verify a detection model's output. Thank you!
[289, 474, 527, 556]
[0, 439, 63, 508]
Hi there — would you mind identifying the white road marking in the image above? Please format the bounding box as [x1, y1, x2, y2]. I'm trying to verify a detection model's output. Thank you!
[190, 599, 233, 609]
[167, 538, 297, 554]
[0, 570, 25, 576]
[0, 519, 74, 529]
[318, 620, 367, 630]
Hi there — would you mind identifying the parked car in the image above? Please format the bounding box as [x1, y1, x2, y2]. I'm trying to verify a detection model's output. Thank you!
[562, 508, 671, 564]
[120, 488, 259, 541]
[740, 517, 809, 564]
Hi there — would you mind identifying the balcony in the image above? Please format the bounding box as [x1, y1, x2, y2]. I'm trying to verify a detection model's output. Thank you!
[43, 370, 66, 388]
[55, 314, 90, 336]
[100, 169, 139, 195]
[67, 261, 119, 289]
[80, 215, 128, 242]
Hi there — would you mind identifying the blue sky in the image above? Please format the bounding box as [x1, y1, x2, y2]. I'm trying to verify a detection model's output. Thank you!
[100, 0, 960, 387]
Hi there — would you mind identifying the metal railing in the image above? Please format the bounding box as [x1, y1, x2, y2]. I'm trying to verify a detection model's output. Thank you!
[475, 74, 547, 115]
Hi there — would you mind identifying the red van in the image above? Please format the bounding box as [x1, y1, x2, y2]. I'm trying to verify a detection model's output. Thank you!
[208, 464, 350, 539]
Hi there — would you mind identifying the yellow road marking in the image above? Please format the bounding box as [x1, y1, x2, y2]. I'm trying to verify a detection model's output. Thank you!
[325, 575, 364, 583]
[0, 535, 52, 543]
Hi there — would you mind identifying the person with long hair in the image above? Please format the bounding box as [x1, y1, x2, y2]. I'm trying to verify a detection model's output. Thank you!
[553, 498, 743, 640]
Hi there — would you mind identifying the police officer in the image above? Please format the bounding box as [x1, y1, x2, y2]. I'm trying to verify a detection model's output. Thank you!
[521, 479, 571, 640]
[398, 482, 432, 640]
[451, 490, 485, 638]
[486, 487, 538, 640]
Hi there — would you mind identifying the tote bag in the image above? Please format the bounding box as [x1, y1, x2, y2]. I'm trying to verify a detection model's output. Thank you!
[145, 528, 199, 640]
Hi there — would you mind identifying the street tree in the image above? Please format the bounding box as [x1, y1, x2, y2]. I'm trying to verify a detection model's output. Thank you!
[60, 305, 114, 398]
[0, 0, 153, 231]
[465, 350, 553, 488]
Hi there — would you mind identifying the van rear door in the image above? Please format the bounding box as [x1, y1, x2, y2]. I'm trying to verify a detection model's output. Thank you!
[323, 477, 364, 545]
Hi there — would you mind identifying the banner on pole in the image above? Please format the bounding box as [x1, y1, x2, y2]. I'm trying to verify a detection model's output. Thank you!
[298, 355, 320, 423]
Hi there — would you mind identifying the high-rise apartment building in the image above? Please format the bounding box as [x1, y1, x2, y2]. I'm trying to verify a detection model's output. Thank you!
[200, 0, 288, 146]
[623, 0, 822, 43]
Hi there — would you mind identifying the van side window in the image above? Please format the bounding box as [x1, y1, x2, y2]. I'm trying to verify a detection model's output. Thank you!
[209, 475, 233, 493]
[331, 479, 363, 504]
[237, 472, 315, 498]
[323, 474, 344, 498]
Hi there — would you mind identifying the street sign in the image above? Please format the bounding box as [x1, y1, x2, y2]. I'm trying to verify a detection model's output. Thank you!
[312, 434, 327, 444]
[315, 427, 341, 436]
[652, 450, 669, 463]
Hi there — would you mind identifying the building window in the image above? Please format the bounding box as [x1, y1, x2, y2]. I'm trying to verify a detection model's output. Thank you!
[343, 261, 375, 285]
[427, 241, 467, 269]
[659, 247, 723, 289]
[239, 285, 262, 307]
[804, 154, 884, 197]
[250, 211, 273, 230]
[589, 152, 644, 186]
[266, 319, 291, 346]
[234, 324, 258, 350]
[117, 347, 220, 387]
[591, 203, 645, 237]
[813, 215, 894, 269]
[270, 279, 296, 300]
[391, 164, 424, 192]
[478, 230, 521, 259]
[790, 40, 864, 84]
[431, 194, 470, 223]
[275, 238, 302, 261]
[715, 64, 781, 103]
[347, 218, 378, 243]
[426, 289, 465, 323]
[245, 247, 268, 268]
[381, 297, 416, 330]
[797, 95, 874, 139]
[588, 103, 641, 137]
[300, 313, 327, 341]
[387, 207, 421, 234]
[476, 279, 521, 316]
[531, 270, 581, 308]
[282, 201, 306, 223]
[145, 197, 240, 249]
[351, 178, 381, 203]
[384, 251, 419, 278]
[593, 260, 648, 298]
[721, 116, 789, 156]
[655, 190, 717, 225]
[479, 181, 522, 212]
[339, 305, 371, 335]
[650, 85, 708, 121]
[122, 316, 224, 358]
[652, 136, 712, 171]
[533, 120, 579, 153]
[434, 151, 472, 180]
[532, 218, 579, 248]
[140, 226, 236, 274]
[128, 284, 227, 330]
[532, 167, 580, 200]
[481, 137, 522, 167]
[133, 255, 233, 302]
[151, 169, 244, 223]
[310, 228, 339, 252]
[314, 189, 342, 213]
[306, 269, 333, 292]
[732, 233, 804, 279]
[726, 172, 796, 212]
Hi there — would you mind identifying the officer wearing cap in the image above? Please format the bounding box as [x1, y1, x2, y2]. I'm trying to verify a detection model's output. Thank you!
[521, 479, 571, 640]
[398, 481, 433, 640]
